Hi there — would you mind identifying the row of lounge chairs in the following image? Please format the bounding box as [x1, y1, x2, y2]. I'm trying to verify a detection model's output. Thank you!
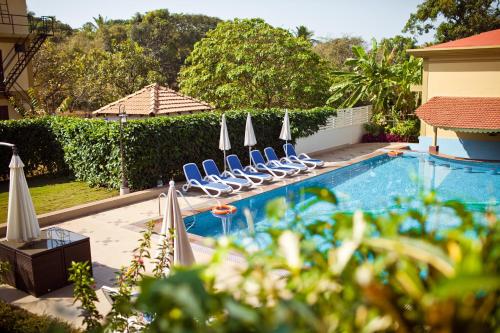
[182, 144, 324, 197]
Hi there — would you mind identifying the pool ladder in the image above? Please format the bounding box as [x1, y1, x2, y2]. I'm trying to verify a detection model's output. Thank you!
[158, 191, 197, 231]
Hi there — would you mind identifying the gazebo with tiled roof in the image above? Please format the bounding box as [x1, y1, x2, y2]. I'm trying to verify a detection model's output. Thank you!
[93, 84, 213, 118]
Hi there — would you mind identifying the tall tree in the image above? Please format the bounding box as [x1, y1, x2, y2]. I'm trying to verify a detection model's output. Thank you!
[313, 36, 365, 69]
[404, 0, 500, 43]
[129, 9, 221, 87]
[179, 18, 331, 109]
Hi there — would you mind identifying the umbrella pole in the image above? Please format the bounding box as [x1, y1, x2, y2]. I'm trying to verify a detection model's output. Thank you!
[223, 150, 227, 172]
[285, 140, 288, 157]
[249, 146, 252, 167]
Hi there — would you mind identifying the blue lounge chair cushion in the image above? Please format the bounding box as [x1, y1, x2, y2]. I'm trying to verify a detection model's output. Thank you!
[227, 155, 272, 180]
[251, 150, 295, 173]
[264, 147, 307, 170]
[184, 163, 232, 191]
[203, 159, 251, 187]
[284, 143, 324, 165]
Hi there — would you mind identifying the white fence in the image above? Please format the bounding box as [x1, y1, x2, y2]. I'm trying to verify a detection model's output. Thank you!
[295, 105, 372, 154]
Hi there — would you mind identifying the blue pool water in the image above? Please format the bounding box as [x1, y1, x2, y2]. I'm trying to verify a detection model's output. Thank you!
[184, 152, 500, 238]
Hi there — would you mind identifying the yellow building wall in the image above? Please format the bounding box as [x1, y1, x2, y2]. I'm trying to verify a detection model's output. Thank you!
[0, 0, 31, 119]
[0, 0, 28, 36]
[420, 58, 500, 140]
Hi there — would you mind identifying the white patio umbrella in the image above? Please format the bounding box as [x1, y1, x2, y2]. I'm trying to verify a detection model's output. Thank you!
[160, 180, 195, 266]
[279, 109, 292, 156]
[244, 113, 257, 165]
[6, 150, 40, 242]
[219, 113, 231, 171]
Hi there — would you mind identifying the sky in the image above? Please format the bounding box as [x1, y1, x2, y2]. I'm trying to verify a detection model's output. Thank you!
[27, 0, 433, 43]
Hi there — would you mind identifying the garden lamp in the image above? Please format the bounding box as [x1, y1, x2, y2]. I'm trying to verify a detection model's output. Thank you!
[118, 104, 129, 195]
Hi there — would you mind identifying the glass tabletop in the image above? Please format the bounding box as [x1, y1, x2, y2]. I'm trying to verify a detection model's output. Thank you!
[1, 227, 88, 255]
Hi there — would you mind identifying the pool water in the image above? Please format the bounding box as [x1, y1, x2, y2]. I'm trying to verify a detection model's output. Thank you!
[184, 152, 500, 238]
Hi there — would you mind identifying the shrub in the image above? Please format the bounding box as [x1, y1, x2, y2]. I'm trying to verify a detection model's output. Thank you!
[362, 119, 419, 143]
[1, 108, 336, 190]
[0, 300, 79, 333]
[387, 119, 419, 140]
[86, 190, 499, 332]
[0, 118, 67, 180]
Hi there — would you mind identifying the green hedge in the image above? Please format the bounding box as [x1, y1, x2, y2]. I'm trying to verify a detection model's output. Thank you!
[0, 300, 79, 333]
[0, 118, 67, 180]
[1, 108, 336, 190]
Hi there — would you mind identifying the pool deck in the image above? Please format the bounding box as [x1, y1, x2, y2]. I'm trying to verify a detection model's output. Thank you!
[0, 142, 407, 327]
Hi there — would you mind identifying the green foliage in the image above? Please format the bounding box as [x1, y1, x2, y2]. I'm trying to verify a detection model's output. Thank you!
[129, 9, 221, 87]
[404, 0, 500, 43]
[0, 261, 10, 284]
[328, 39, 422, 123]
[105, 221, 155, 332]
[33, 10, 220, 112]
[68, 261, 102, 330]
[0, 300, 79, 333]
[0, 118, 67, 180]
[294, 25, 315, 42]
[313, 36, 365, 68]
[112, 192, 498, 332]
[70, 220, 174, 332]
[387, 119, 420, 139]
[179, 18, 332, 110]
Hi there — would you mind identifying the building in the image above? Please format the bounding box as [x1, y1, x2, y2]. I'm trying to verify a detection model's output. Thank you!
[407, 29, 500, 161]
[0, 0, 53, 120]
[92, 84, 213, 119]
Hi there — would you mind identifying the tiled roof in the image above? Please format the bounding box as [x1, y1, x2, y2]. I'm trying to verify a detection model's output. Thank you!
[427, 29, 500, 49]
[416, 96, 500, 131]
[93, 84, 213, 116]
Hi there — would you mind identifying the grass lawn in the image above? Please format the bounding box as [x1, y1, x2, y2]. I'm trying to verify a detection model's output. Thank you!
[0, 176, 118, 223]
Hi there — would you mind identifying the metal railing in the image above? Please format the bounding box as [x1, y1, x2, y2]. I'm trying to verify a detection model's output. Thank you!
[0, 14, 54, 35]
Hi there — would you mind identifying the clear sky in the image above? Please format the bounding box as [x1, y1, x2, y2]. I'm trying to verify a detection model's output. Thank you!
[27, 0, 432, 43]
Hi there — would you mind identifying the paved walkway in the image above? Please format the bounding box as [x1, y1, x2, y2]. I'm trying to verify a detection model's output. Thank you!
[0, 143, 403, 327]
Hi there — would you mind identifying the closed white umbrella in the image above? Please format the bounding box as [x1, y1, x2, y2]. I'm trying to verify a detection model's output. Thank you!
[6, 150, 40, 242]
[244, 113, 257, 165]
[219, 113, 231, 171]
[161, 181, 195, 266]
[279, 110, 292, 156]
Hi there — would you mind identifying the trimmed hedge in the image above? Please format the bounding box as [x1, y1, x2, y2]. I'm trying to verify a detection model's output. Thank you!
[0, 300, 79, 333]
[0, 108, 336, 190]
[0, 118, 67, 180]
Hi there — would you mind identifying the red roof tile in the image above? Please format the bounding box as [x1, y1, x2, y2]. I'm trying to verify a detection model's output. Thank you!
[93, 84, 213, 116]
[427, 29, 500, 49]
[415, 97, 500, 131]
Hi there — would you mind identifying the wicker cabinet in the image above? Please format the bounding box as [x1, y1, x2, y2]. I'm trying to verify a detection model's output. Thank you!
[0, 227, 91, 297]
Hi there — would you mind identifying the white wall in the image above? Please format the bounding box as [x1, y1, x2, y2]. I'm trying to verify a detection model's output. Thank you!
[295, 124, 366, 154]
[295, 105, 371, 154]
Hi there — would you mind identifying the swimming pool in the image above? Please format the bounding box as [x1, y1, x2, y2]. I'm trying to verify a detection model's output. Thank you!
[184, 152, 500, 238]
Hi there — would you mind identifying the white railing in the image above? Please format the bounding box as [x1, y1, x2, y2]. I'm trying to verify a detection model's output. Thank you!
[320, 105, 372, 130]
[295, 105, 372, 154]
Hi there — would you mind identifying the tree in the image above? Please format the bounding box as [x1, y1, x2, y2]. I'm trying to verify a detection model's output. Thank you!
[129, 9, 221, 87]
[404, 0, 500, 43]
[313, 36, 365, 68]
[179, 18, 331, 109]
[33, 38, 163, 111]
[294, 25, 315, 42]
[328, 39, 422, 123]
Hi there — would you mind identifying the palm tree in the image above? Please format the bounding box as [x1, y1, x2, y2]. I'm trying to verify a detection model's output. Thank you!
[294, 25, 316, 43]
[328, 39, 422, 122]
